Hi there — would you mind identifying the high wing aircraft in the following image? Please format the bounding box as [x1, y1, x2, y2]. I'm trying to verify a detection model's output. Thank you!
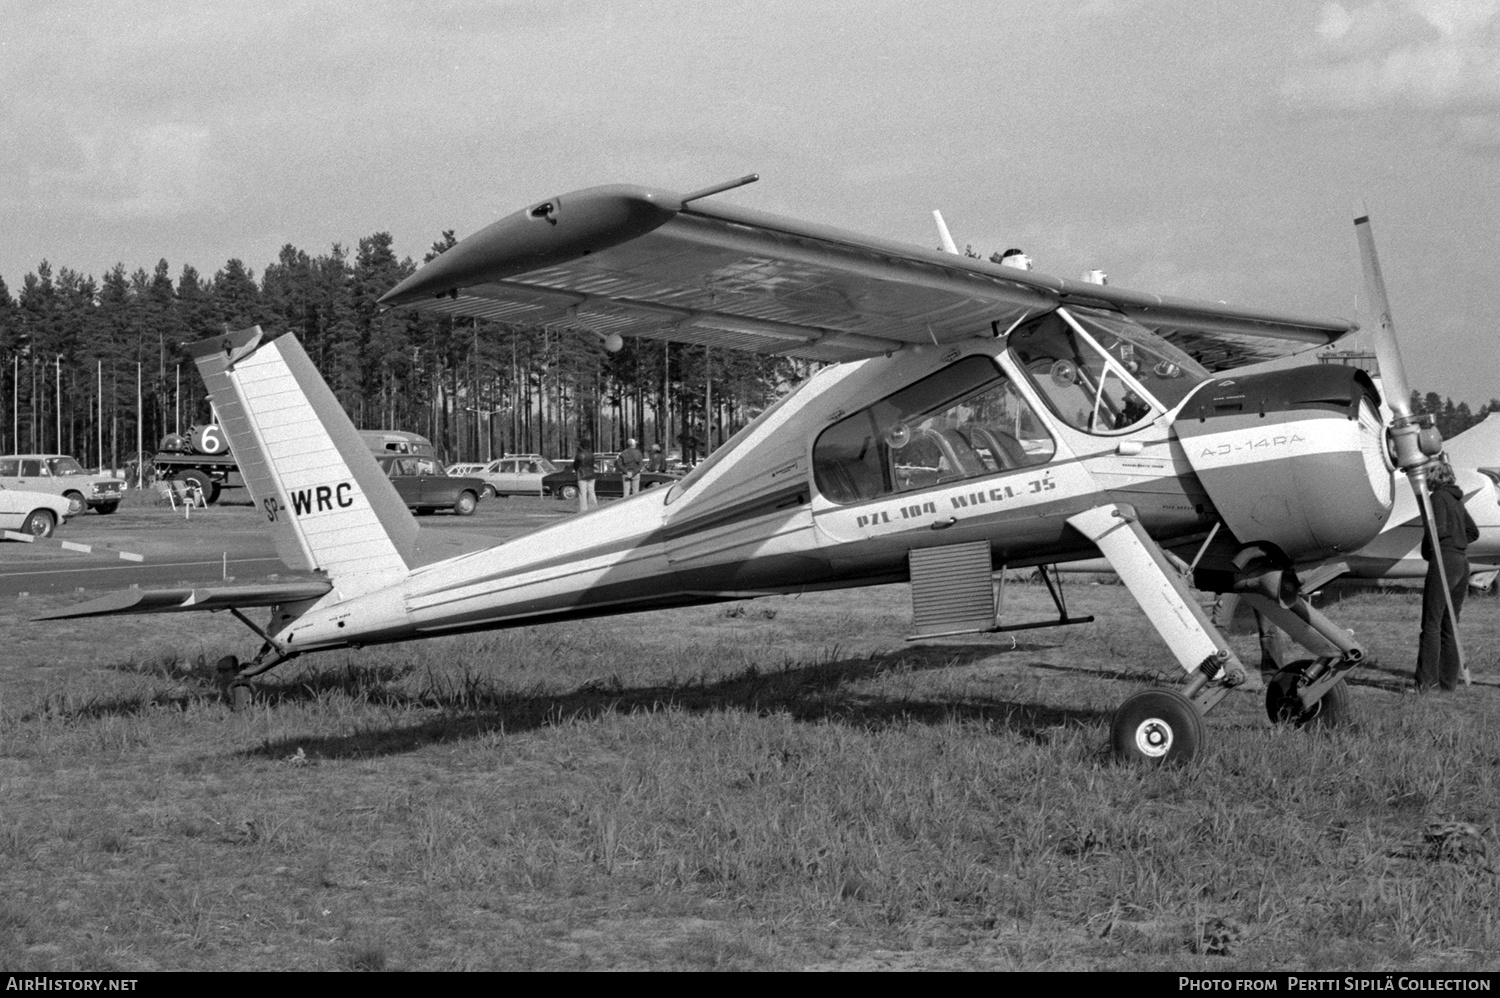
[36, 178, 1456, 764]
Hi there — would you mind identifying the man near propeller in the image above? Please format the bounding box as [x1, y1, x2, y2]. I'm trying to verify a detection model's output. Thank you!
[1415, 457, 1479, 691]
[1355, 214, 1476, 691]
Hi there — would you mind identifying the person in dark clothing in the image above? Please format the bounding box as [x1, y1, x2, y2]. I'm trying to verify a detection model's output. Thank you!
[645, 443, 667, 473]
[573, 437, 597, 514]
[618, 438, 644, 496]
[1415, 458, 1480, 691]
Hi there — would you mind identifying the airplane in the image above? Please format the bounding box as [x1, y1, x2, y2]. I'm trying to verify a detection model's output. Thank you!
[34, 177, 1459, 765]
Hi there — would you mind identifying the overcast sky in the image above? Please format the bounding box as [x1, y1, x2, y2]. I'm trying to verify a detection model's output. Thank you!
[3, 0, 1497, 404]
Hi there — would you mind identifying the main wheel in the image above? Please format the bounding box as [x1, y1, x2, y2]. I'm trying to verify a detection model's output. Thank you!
[21, 509, 56, 538]
[453, 490, 478, 516]
[1111, 689, 1204, 764]
[1265, 662, 1352, 729]
[559, 484, 579, 501]
[94, 501, 120, 515]
[481, 483, 498, 500]
[62, 490, 85, 516]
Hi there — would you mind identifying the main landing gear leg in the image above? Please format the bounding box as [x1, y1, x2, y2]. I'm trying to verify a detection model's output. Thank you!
[1239, 587, 1365, 729]
[1067, 505, 1247, 765]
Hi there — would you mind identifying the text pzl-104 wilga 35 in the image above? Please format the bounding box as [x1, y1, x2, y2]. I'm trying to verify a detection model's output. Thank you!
[38, 176, 1464, 764]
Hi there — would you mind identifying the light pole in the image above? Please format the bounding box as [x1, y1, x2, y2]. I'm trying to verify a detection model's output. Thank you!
[55, 355, 63, 454]
[465, 405, 500, 463]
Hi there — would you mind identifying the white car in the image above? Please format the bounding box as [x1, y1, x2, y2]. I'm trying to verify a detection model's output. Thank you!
[479, 455, 557, 496]
[0, 483, 73, 538]
[0, 454, 126, 514]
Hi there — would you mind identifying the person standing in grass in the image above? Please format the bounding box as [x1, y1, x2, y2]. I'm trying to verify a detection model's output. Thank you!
[574, 436, 598, 514]
[1415, 458, 1479, 692]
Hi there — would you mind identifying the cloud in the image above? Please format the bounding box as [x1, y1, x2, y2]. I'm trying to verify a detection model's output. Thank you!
[1285, 0, 1500, 117]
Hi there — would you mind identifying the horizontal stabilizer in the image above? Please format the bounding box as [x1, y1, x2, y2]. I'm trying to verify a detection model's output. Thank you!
[31, 581, 334, 620]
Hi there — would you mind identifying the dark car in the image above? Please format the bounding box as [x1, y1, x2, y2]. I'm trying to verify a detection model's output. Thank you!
[376, 455, 485, 515]
[542, 456, 679, 500]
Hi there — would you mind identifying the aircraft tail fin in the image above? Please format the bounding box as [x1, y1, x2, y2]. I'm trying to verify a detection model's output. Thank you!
[190, 327, 417, 593]
[1443, 412, 1500, 471]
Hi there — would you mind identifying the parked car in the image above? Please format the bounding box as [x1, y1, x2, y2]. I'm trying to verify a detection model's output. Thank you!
[376, 455, 485, 515]
[479, 455, 557, 497]
[541, 457, 679, 500]
[0, 455, 126, 514]
[0, 482, 74, 538]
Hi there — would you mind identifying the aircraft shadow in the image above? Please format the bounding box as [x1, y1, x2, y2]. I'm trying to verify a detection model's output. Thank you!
[238, 642, 1113, 761]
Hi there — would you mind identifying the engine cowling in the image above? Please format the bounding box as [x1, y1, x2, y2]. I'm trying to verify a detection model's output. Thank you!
[1174, 365, 1393, 563]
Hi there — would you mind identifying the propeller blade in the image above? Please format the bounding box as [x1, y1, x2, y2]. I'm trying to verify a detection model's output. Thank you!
[1355, 212, 1469, 685]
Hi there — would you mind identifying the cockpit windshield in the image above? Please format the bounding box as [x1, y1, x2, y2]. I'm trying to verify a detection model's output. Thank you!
[1009, 308, 1209, 434]
[1064, 307, 1209, 409]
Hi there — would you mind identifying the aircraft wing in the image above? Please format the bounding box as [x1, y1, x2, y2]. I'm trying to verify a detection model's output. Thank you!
[31, 581, 333, 620]
[379, 182, 1356, 368]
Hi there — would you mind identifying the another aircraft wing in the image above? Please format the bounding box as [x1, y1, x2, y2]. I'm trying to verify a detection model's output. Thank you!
[379, 182, 1357, 368]
[31, 581, 334, 620]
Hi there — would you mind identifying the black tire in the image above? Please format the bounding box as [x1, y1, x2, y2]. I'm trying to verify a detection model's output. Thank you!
[559, 484, 579, 501]
[481, 484, 498, 500]
[62, 491, 86, 516]
[1111, 689, 1204, 765]
[94, 502, 120, 515]
[1265, 662, 1353, 729]
[21, 509, 56, 538]
[206, 482, 222, 505]
[177, 469, 214, 503]
[453, 491, 478, 516]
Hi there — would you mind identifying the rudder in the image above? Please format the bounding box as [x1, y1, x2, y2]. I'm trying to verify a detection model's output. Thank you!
[190, 327, 416, 593]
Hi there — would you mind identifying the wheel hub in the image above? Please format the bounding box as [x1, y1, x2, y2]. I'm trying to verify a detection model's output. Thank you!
[1134, 718, 1174, 758]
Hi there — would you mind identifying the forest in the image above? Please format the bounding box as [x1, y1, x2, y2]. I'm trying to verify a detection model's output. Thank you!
[0, 235, 1494, 471]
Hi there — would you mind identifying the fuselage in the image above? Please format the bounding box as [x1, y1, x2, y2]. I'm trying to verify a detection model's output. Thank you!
[277, 307, 1395, 653]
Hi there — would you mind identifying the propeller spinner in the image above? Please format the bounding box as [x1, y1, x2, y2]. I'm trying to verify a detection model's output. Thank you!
[1355, 213, 1469, 686]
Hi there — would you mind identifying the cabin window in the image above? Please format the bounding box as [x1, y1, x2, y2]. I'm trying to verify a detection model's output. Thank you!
[812, 355, 1055, 505]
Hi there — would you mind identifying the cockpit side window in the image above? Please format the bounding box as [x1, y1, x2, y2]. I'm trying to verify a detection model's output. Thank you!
[812, 355, 1055, 505]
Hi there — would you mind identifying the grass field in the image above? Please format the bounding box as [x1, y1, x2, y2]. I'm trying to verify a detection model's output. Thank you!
[2, 502, 1499, 971]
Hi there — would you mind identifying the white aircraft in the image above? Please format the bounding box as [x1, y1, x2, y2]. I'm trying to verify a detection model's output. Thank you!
[36, 178, 1460, 764]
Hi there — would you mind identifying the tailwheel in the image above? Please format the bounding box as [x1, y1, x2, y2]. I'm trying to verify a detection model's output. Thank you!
[229, 683, 254, 711]
[214, 654, 255, 710]
[1111, 689, 1204, 765]
[1265, 661, 1351, 729]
